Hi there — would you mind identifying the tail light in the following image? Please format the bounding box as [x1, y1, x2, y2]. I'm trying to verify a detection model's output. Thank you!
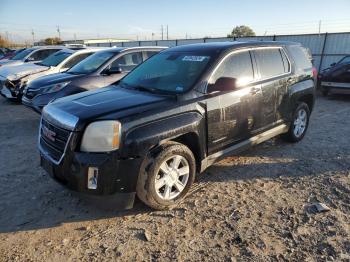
[312, 67, 317, 79]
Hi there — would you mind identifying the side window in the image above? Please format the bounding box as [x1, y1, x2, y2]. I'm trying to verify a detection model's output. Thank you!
[110, 52, 143, 72]
[255, 48, 286, 79]
[209, 51, 254, 87]
[144, 51, 159, 60]
[288, 45, 312, 70]
[62, 53, 92, 69]
[30, 49, 60, 61]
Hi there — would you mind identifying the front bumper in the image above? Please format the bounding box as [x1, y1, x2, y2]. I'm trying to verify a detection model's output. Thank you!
[0, 86, 16, 100]
[22, 96, 43, 113]
[39, 138, 144, 208]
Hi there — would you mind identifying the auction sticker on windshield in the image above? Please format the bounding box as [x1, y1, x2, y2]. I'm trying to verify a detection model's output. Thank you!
[182, 56, 209, 62]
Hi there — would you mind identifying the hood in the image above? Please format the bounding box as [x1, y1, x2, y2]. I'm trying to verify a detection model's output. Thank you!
[0, 59, 24, 67]
[0, 63, 49, 81]
[28, 72, 83, 89]
[43, 86, 173, 131]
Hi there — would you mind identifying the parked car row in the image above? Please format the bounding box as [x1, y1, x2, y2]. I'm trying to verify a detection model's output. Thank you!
[0, 41, 317, 210]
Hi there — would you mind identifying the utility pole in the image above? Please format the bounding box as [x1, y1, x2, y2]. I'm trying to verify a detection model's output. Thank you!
[57, 25, 61, 39]
[74, 33, 77, 43]
[161, 25, 164, 40]
[318, 20, 322, 35]
[31, 29, 35, 44]
[166, 25, 169, 40]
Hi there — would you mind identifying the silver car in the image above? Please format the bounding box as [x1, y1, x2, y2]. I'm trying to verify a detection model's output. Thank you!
[0, 47, 107, 101]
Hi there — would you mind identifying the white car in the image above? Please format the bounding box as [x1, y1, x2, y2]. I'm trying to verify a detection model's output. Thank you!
[0, 47, 107, 101]
[0, 46, 65, 68]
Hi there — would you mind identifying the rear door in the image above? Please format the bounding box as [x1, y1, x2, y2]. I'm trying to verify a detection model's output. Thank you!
[252, 47, 291, 127]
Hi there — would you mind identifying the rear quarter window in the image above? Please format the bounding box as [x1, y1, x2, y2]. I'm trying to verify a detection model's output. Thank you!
[288, 45, 312, 70]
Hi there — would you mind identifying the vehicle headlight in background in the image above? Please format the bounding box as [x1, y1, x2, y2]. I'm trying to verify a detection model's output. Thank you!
[43, 81, 71, 93]
[80, 121, 121, 152]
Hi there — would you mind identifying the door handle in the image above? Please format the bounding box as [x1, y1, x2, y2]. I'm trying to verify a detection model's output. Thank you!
[250, 87, 260, 95]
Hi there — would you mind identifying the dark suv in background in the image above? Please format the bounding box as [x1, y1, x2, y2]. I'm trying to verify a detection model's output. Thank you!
[22, 47, 166, 113]
[39, 41, 315, 210]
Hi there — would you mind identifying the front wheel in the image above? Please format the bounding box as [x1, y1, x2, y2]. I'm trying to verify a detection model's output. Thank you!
[282, 102, 310, 143]
[136, 142, 196, 210]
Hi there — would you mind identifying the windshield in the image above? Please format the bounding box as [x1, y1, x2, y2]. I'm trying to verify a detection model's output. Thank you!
[338, 56, 350, 65]
[120, 52, 211, 94]
[39, 51, 72, 67]
[68, 51, 115, 74]
[11, 48, 34, 60]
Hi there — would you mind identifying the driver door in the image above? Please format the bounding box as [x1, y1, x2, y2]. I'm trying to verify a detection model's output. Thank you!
[206, 50, 263, 154]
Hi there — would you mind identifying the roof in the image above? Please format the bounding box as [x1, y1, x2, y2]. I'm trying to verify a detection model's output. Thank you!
[92, 46, 167, 54]
[164, 41, 300, 53]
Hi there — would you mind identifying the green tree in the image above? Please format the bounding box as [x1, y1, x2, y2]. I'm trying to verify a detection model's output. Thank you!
[228, 25, 256, 38]
[44, 37, 62, 45]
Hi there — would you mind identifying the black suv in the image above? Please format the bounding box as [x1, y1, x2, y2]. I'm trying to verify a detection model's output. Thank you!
[22, 47, 165, 113]
[39, 41, 315, 210]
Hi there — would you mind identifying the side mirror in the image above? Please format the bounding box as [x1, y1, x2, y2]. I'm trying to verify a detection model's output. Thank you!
[103, 67, 122, 75]
[330, 62, 336, 67]
[25, 57, 35, 62]
[209, 77, 237, 93]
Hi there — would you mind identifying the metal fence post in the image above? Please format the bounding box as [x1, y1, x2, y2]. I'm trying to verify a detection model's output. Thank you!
[318, 32, 328, 72]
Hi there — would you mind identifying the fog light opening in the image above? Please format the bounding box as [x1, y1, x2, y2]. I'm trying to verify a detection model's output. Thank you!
[87, 167, 99, 190]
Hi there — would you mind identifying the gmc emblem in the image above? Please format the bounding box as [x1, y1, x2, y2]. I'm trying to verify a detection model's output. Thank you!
[42, 126, 56, 142]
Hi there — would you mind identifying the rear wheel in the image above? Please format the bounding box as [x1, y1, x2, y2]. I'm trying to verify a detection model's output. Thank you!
[282, 102, 310, 142]
[136, 142, 196, 210]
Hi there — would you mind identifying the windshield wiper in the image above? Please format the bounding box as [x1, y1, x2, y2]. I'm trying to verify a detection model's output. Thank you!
[67, 71, 84, 75]
[120, 83, 158, 94]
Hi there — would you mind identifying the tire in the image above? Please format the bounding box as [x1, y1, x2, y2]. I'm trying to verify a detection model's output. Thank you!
[136, 142, 196, 210]
[282, 102, 310, 143]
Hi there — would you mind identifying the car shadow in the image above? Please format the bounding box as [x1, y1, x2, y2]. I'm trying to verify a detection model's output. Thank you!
[1, 135, 349, 234]
[0, 95, 349, 234]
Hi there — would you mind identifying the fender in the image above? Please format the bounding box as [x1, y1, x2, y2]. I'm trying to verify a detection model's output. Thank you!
[288, 79, 316, 113]
[122, 111, 206, 159]
[289, 79, 315, 100]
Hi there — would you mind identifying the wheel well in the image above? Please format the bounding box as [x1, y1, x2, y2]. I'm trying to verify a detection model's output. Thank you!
[172, 133, 201, 172]
[298, 94, 314, 112]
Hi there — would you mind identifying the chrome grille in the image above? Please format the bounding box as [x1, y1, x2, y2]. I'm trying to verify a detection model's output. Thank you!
[40, 118, 71, 162]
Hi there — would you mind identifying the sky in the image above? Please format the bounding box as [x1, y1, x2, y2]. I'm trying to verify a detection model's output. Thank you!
[1, 0, 350, 43]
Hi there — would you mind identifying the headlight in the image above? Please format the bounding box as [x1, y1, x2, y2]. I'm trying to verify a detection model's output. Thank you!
[43, 81, 71, 93]
[80, 121, 121, 152]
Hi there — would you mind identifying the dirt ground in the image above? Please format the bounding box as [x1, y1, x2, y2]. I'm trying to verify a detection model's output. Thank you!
[0, 94, 349, 262]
